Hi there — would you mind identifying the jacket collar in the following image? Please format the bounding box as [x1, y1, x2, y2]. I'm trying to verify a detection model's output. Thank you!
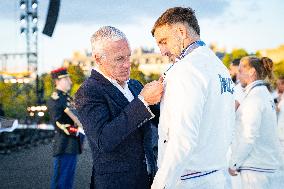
[128, 80, 140, 97]
[90, 69, 113, 86]
[56, 89, 68, 96]
[90, 69, 139, 107]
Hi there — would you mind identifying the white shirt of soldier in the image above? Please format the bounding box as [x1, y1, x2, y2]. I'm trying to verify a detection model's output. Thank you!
[152, 45, 235, 188]
[230, 80, 282, 171]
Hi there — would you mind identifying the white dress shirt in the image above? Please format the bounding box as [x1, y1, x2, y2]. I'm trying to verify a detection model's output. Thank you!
[95, 67, 134, 102]
[152, 45, 235, 188]
[95, 67, 154, 118]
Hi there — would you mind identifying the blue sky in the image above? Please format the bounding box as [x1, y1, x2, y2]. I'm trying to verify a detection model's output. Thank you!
[0, 0, 283, 74]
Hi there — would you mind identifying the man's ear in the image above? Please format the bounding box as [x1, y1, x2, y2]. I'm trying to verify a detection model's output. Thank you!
[93, 53, 102, 65]
[176, 23, 188, 40]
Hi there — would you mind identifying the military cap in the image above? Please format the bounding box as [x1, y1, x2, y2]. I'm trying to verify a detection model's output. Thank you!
[51, 67, 69, 79]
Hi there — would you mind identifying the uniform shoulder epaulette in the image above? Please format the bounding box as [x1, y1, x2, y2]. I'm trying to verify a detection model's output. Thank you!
[51, 92, 60, 100]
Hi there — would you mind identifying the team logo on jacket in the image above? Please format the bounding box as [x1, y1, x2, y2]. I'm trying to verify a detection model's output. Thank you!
[218, 74, 234, 94]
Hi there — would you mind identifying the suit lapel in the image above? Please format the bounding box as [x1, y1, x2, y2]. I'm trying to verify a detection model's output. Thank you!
[91, 69, 129, 108]
[128, 80, 141, 98]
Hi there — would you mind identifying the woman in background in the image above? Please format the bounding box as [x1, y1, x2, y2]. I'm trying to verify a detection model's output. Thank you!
[229, 56, 283, 189]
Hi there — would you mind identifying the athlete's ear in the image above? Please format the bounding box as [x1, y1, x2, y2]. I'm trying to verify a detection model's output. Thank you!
[176, 23, 188, 40]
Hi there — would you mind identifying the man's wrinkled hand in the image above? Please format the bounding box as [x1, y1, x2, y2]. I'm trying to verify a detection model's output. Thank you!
[140, 80, 164, 105]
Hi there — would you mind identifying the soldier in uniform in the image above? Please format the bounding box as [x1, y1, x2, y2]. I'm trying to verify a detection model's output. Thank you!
[47, 67, 83, 189]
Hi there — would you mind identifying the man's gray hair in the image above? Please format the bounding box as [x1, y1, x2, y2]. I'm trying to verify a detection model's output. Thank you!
[90, 26, 128, 55]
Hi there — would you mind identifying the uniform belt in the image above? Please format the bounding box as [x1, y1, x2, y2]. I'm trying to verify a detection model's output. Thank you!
[181, 170, 218, 180]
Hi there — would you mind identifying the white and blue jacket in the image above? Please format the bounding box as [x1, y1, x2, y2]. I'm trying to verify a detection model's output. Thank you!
[230, 80, 282, 173]
[152, 44, 235, 189]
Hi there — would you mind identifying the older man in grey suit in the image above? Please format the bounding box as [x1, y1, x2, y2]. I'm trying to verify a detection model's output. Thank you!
[75, 26, 162, 189]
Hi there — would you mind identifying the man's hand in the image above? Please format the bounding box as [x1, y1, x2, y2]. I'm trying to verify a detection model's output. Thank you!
[228, 168, 239, 176]
[140, 80, 163, 105]
[56, 121, 79, 136]
[56, 121, 70, 135]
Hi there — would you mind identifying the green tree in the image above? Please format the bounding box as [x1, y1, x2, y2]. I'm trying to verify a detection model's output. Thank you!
[67, 65, 86, 95]
[222, 53, 231, 68]
[222, 48, 249, 68]
[0, 82, 36, 121]
[67, 65, 85, 84]
[231, 49, 248, 60]
[146, 73, 160, 83]
[274, 61, 284, 78]
[41, 73, 53, 102]
[130, 63, 147, 84]
[255, 51, 262, 58]
[0, 65, 86, 122]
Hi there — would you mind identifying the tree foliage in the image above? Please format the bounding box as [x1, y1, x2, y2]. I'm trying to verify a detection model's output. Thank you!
[274, 61, 284, 78]
[222, 49, 284, 87]
[67, 65, 86, 95]
[0, 82, 36, 121]
[0, 65, 86, 122]
[222, 48, 249, 68]
[130, 63, 159, 85]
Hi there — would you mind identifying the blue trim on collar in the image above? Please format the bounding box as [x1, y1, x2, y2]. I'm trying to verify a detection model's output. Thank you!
[178, 40, 206, 60]
[162, 40, 206, 77]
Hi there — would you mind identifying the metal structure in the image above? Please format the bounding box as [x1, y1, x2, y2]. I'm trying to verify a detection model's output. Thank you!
[20, 0, 38, 74]
[19, 0, 45, 106]
[0, 53, 30, 77]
